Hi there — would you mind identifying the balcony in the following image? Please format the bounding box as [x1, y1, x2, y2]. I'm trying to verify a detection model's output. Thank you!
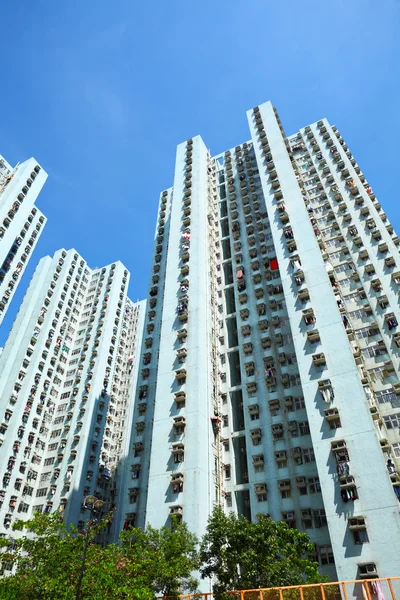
[171, 442, 184, 455]
[261, 337, 271, 349]
[177, 328, 187, 341]
[246, 382, 257, 394]
[173, 416, 186, 429]
[176, 348, 187, 360]
[241, 325, 251, 336]
[379, 438, 391, 453]
[174, 391, 186, 406]
[298, 288, 310, 302]
[175, 369, 186, 381]
[169, 505, 183, 516]
[385, 256, 396, 268]
[306, 329, 320, 343]
[286, 239, 297, 252]
[312, 353, 326, 366]
[279, 211, 289, 224]
[278, 479, 291, 491]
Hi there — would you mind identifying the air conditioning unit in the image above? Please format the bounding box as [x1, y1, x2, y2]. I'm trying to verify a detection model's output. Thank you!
[358, 563, 378, 578]
[275, 451, 286, 460]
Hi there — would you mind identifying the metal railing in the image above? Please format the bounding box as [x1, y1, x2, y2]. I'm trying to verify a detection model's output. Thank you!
[164, 577, 400, 600]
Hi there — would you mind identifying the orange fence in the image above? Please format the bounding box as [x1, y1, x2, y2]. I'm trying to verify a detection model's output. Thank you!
[168, 577, 400, 600]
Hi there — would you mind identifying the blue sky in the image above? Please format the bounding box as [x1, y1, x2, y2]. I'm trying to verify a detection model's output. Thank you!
[0, 0, 399, 344]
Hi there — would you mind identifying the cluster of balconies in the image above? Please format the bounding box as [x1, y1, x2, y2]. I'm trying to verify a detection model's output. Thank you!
[0, 211, 44, 312]
[0, 165, 41, 237]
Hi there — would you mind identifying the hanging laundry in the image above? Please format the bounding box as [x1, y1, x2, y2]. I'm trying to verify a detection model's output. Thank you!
[270, 258, 279, 271]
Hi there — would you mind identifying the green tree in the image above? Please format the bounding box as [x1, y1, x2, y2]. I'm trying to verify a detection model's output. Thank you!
[0, 512, 153, 600]
[120, 518, 199, 598]
[0, 512, 199, 599]
[199, 506, 326, 597]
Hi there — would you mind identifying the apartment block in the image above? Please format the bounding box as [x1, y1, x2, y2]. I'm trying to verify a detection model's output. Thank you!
[121, 101, 400, 582]
[0, 154, 47, 326]
[0, 249, 145, 541]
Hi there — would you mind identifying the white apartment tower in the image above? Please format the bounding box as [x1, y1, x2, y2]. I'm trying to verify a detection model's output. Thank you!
[0, 154, 47, 326]
[0, 249, 145, 538]
[119, 101, 400, 582]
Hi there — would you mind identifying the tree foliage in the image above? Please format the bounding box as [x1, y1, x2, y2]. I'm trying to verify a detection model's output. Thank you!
[120, 518, 199, 597]
[0, 507, 327, 599]
[200, 507, 326, 597]
[0, 512, 198, 599]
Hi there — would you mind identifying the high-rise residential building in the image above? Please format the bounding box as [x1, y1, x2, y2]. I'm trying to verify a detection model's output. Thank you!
[0, 154, 47, 326]
[0, 249, 145, 541]
[119, 101, 400, 582]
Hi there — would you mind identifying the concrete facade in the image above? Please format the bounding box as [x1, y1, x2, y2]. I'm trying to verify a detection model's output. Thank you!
[0, 249, 145, 544]
[121, 101, 400, 582]
[0, 154, 47, 326]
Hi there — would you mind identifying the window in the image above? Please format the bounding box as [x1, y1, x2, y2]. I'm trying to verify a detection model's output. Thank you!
[308, 477, 321, 494]
[224, 465, 231, 480]
[299, 421, 310, 435]
[225, 492, 232, 507]
[318, 545, 335, 565]
[303, 448, 315, 463]
[339, 277, 352, 287]
[383, 413, 400, 429]
[60, 392, 71, 400]
[376, 389, 397, 405]
[334, 263, 352, 274]
[50, 429, 62, 438]
[44, 457, 55, 466]
[353, 530, 369, 545]
[348, 308, 368, 321]
[129, 489, 138, 503]
[325, 237, 341, 248]
[287, 353, 297, 365]
[327, 251, 342, 262]
[355, 326, 370, 339]
[362, 345, 385, 359]
[18, 502, 29, 513]
[313, 509, 327, 528]
[53, 416, 65, 425]
[36, 488, 48, 497]
[281, 489, 291, 499]
[294, 396, 305, 410]
[392, 443, 400, 459]
[290, 374, 301, 387]
[254, 464, 264, 473]
[257, 492, 268, 502]
[47, 443, 58, 451]
[368, 366, 387, 380]
[64, 380, 74, 388]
